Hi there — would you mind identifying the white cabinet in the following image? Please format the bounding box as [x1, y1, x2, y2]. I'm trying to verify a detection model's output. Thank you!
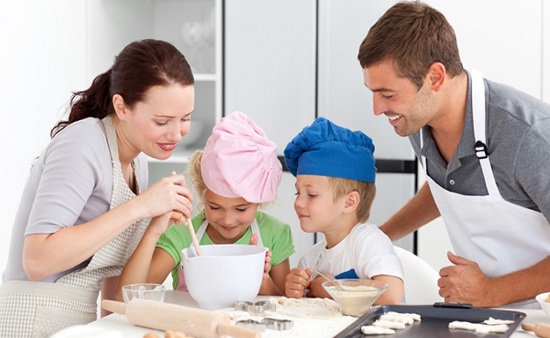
[224, 0, 318, 266]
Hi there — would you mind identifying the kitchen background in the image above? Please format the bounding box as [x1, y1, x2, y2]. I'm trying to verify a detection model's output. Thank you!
[1, 0, 548, 283]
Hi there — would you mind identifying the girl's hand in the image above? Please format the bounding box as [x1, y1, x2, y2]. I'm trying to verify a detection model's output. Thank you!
[248, 234, 272, 278]
[134, 173, 193, 220]
[146, 211, 184, 238]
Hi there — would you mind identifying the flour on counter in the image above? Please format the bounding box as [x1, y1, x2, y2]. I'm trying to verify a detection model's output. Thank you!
[224, 297, 356, 338]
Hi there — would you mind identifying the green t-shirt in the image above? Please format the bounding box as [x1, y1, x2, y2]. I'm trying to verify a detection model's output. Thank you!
[156, 211, 295, 290]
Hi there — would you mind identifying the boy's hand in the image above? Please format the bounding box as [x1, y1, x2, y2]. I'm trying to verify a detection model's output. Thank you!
[284, 268, 312, 298]
[307, 273, 334, 298]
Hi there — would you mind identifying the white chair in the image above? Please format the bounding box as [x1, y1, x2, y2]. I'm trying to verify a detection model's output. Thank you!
[394, 246, 443, 304]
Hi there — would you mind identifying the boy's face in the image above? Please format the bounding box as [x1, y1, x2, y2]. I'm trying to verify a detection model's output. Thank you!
[203, 189, 259, 244]
[293, 175, 346, 233]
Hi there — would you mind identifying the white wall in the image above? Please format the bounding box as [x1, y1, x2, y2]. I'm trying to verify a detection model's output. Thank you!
[0, 0, 89, 277]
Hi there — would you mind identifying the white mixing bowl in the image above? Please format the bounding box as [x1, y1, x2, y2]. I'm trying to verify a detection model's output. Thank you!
[181, 244, 267, 310]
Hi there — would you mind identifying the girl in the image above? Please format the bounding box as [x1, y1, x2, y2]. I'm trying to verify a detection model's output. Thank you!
[117, 111, 295, 298]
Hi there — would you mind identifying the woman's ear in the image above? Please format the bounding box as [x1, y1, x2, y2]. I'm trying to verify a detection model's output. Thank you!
[112, 94, 127, 120]
[343, 191, 360, 214]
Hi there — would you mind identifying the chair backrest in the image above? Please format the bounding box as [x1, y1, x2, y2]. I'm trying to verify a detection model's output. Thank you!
[394, 246, 443, 305]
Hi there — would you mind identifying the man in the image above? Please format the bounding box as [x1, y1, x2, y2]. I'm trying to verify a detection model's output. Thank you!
[358, 1, 550, 308]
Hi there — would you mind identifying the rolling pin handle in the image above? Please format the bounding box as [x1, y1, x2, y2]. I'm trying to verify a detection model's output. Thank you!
[101, 299, 127, 315]
[217, 323, 261, 338]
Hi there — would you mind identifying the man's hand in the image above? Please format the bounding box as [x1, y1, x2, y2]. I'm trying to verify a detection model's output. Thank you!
[438, 251, 494, 307]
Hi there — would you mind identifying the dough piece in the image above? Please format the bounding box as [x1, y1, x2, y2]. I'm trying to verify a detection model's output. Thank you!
[449, 321, 479, 331]
[483, 317, 514, 325]
[380, 312, 421, 325]
[475, 324, 508, 334]
[373, 319, 407, 330]
[449, 321, 509, 333]
[386, 311, 421, 322]
[361, 325, 396, 335]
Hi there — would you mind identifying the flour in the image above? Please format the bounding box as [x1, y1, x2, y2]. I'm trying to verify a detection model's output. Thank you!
[225, 297, 356, 338]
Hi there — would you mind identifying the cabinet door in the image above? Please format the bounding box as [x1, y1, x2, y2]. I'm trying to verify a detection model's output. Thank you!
[224, 0, 316, 154]
[224, 0, 317, 266]
[317, 0, 414, 161]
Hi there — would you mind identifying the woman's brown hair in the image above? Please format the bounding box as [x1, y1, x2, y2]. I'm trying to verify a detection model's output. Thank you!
[51, 39, 194, 137]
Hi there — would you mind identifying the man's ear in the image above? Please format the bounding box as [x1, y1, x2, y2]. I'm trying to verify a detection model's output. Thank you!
[427, 62, 446, 93]
[343, 191, 360, 213]
[112, 94, 127, 120]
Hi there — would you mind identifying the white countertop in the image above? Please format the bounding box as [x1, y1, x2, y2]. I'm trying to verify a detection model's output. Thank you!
[86, 291, 548, 337]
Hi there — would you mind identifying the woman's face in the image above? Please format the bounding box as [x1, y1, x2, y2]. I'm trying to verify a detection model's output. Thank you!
[203, 189, 259, 244]
[117, 84, 195, 160]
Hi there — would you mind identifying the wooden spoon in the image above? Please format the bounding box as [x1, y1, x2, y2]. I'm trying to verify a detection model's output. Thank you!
[171, 171, 202, 256]
[522, 322, 550, 338]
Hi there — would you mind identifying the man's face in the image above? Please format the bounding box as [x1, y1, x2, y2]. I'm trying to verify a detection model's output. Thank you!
[362, 60, 436, 137]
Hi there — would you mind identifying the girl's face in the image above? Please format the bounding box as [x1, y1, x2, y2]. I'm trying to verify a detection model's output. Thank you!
[294, 175, 345, 233]
[203, 189, 259, 244]
[117, 84, 195, 160]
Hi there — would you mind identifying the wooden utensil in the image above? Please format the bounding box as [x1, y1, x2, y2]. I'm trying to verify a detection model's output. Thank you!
[102, 299, 260, 338]
[171, 171, 202, 256]
[522, 322, 550, 338]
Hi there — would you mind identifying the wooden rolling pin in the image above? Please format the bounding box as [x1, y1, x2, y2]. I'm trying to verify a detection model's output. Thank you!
[522, 322, 550, 338]
[102, 299, 261, 338]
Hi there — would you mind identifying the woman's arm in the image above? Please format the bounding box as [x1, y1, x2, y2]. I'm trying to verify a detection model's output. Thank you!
[23, 176, 192, 281]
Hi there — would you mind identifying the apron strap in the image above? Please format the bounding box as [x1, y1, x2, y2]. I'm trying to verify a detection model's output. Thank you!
[196, 218, 264, 247]
[470, 69, 500, 196]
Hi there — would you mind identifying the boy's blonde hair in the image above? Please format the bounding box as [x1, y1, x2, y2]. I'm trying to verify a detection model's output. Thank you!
[328, 177, 376, 223]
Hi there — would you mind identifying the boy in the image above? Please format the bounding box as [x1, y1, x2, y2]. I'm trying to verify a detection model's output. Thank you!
[283, 117, 404, 305]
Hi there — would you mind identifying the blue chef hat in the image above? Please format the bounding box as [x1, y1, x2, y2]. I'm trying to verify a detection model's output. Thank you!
[284, 117, 376, 183]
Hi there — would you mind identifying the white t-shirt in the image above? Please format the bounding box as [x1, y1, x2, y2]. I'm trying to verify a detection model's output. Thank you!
[2, 118, 148, 282]
[298, 223, 404, 280]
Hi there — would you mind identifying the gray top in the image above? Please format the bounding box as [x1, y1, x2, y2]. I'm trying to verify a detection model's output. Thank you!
[409, 71, 550, 221]
[2, 118, 148, 282]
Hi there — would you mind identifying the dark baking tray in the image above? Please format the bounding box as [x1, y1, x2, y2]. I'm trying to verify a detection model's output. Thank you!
[334, 304, 526, 338]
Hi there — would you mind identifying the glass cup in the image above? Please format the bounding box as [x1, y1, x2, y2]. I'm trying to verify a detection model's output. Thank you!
[122, 283, 166, 303]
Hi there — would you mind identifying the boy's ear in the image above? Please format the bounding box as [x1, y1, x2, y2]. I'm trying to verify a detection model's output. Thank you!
[343, 191, 360, 213]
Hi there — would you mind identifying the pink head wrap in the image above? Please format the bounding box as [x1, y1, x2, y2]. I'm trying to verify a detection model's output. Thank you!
[201, 111, 282, 203]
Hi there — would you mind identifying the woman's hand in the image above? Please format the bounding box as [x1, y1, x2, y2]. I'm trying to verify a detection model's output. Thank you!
[134, 173, 193, 220]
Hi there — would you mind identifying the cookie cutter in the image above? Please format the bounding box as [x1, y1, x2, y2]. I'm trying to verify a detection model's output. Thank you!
[234, 300, 277, 315]
[236, 318, 293, 331]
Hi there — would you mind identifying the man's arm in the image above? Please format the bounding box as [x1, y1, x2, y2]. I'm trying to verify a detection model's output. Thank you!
[379, 182, 440, 241]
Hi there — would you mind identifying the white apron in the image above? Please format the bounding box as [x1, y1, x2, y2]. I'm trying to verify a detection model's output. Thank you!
[176, 219, 263, 291]
[424, 69, 550, 308]
[0, 116, 149, 337]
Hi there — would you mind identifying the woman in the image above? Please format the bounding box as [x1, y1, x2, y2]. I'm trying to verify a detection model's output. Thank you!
[0, 39, 195, 337]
